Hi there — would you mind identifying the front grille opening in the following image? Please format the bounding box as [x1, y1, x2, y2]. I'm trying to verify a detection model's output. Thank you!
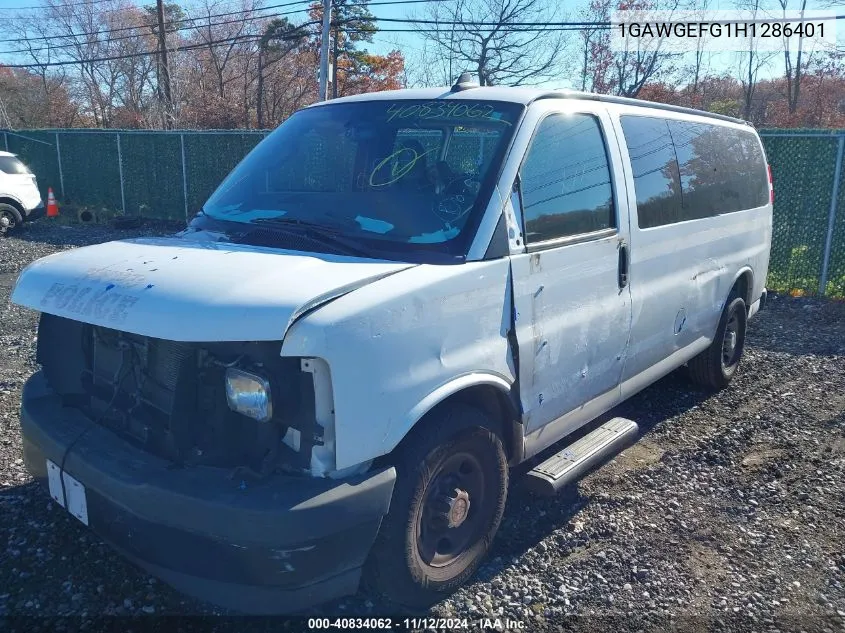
[36, 314, 318, 474]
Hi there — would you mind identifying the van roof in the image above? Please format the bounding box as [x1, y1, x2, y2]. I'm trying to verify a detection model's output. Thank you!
[0, 151, 14, 157]
[314, 85, 749, 126]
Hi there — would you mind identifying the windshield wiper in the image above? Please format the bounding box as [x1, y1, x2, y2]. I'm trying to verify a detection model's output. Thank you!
[250, 217, 373, 258]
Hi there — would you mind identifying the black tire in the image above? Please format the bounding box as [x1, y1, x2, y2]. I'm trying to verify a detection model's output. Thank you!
[688, 295, 747, 390]
[366, 403, 508, 608]
[0, 203, 23, 236]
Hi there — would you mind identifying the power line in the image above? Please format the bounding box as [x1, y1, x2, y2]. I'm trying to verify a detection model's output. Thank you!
[0, 22, 606, 66]
[0, 0, 437, 48]
[0, 0, 129, 9]
[2, 19, 605, 62]
[0, 0, 430, 9]
[0, 28, 313, 68]
[0, 0, 312, 45]
[0, 8, 312, 56]
[5, 6, 839, 68]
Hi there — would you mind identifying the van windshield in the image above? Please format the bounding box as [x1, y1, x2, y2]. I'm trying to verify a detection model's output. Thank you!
[201, 100, 522, 255]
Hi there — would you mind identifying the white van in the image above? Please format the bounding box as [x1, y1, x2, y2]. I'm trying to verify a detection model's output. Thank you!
[0, 151, 44, 235]
[11, 75, 772, 613]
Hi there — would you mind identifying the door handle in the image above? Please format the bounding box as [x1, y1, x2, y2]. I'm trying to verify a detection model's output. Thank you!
[618, 244, 629, 289]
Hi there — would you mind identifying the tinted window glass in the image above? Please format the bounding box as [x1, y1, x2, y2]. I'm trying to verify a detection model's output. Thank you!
[444, 130, 498, 178]
[736, 130, 769, 208]
[519, 113, 615, 242]
[203, 100, 521, 253]
[0, 156, 30, 175]
[620, 116, 682, 228]
[668, 121, 769, 219]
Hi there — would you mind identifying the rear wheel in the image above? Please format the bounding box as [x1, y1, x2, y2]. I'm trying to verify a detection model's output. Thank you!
[688, 295, 747, 389]
[0, 203, 22, 236]
[366, 403, 508, 608]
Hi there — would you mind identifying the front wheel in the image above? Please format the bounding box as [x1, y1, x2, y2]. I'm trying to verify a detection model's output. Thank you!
[688, 295, 747, 389]
[0, 203, 22, 236]
[366, 404, 508, 608]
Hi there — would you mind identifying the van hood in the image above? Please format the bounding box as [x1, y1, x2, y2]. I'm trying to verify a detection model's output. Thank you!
[11, 236, 415, 342]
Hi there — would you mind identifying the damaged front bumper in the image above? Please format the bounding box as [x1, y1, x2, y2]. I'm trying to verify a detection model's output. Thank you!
[20, 371, 396, 614]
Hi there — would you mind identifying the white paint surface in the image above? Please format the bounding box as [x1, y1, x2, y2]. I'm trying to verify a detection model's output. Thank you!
[46, 460, 65, 508]
[0, 151, 42, 212]
[12, 236, 414, 342]
[281, 259, 515, 470]
[62, 471, 89, 526]
[11, 92, 773, 477]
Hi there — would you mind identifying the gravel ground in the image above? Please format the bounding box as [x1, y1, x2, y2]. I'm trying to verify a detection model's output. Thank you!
[1, 220, 844, 632]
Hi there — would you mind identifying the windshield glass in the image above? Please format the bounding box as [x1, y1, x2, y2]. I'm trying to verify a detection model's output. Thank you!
[201, 99, 522, 255]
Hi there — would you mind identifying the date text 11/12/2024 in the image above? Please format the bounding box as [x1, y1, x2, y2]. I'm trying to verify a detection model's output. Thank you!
[307, 617, 527, 630]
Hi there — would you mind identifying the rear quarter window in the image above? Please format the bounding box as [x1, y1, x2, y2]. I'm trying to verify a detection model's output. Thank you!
[621, 114, 769, 229]
[668, 121, 769, 218]
[0, 156, 31, 175]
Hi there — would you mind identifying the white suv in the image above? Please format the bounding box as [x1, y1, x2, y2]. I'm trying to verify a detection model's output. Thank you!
[0, 151, 44, 235]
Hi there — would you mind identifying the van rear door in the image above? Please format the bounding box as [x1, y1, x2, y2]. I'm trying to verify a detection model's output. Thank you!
[508, 101, 633, 438]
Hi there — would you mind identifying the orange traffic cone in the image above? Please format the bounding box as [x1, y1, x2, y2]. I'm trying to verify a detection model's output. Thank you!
[47, 188, 59, 218]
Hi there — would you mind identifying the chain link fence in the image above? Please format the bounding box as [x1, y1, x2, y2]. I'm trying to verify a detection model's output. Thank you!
[2, 129, 265, 221]
[3, 127, 844, 298]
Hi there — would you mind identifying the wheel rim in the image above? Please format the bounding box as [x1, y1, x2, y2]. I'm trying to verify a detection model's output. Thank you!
[417, 452, 486, 568]
[0, 210, 15, 232]
[722, 310, 741, 368]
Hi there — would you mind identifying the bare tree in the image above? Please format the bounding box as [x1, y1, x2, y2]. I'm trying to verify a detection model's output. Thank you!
[257, 19, 305, 128]
[400, 38, 457, 87]
[4, 14, 72, 125]
[184, 0, 264, 127]
[777, 0, 825, 115]
[734, 0, 778, 120]
[413, 0, 569, 86]
[612, 0, 682, 97]
[685, 0, 712, 100]
[576, 0, 612, 91]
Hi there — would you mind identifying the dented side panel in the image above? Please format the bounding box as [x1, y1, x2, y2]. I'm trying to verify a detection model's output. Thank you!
[505, 100, 634, 440]
[279, 259, 514, 471]
[619, 208, 771, 388]
[606, 104, 773, 387]
[510, 237, 631, 436]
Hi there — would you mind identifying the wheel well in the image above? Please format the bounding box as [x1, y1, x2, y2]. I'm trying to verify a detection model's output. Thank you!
[381, 385, 523, 468]
[732, 270, 753, 307]
[448, 385, 522, 463]
[0, 197, 24, 220]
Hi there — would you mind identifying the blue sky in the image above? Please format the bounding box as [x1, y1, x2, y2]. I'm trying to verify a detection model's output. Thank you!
[0, 0, 839, 87]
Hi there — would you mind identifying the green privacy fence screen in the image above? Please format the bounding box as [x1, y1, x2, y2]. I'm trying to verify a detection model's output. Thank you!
[3, 127, 845, 298]
[1, 129, 266, 221]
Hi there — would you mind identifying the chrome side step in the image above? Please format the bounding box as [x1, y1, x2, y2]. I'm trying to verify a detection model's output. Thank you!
[525, 417, 640, 496]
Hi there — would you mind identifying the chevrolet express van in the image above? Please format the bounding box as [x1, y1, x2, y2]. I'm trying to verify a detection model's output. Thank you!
[11, 75, 772, 613]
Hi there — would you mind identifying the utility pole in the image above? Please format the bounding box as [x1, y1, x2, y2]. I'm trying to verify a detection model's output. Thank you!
[257, 47, 265, 129]
[156, 0, 174, 128]
[332, 24, 339, 99]
[318, 0, 332, 101]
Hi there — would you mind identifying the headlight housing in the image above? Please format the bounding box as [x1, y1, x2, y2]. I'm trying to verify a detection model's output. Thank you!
[224, 368, 273, 422]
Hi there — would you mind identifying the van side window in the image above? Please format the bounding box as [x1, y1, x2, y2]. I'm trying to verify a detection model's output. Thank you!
[519, 113, 615, 243]
[668, 121, 770, 218]
[621, 115, 770, 228]
[619, 116, 682, 228]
